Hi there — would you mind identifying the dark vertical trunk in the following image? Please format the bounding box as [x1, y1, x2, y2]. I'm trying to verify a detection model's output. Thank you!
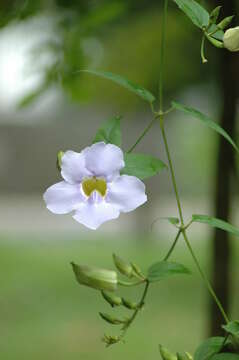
[210, 0, 239, 335]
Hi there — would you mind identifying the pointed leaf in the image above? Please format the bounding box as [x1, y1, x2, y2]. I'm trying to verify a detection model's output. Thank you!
[81, 69, 155, 103]
[194, 337, 225, 360]
[208, 24, 224, 41]
[192, 215, 239, 238]
[172, 101, 239, 154]
[172, 0, 209, 29]
[93, 116, 122, 146]
[147, 261, 191, 283]
[222, 321, 239, 337]
[121, 153, 167, 179]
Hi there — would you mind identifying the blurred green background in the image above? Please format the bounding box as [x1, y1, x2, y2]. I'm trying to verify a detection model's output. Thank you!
[0, 0, 238, 359]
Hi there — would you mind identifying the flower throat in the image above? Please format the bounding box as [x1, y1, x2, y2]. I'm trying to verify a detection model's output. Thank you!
[82, 177, 107, 197]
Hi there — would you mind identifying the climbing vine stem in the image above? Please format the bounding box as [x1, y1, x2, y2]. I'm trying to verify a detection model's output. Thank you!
[156, 0, 229, 324]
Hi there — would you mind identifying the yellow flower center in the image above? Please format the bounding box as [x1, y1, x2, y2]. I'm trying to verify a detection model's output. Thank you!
[82, 177, 107, 197]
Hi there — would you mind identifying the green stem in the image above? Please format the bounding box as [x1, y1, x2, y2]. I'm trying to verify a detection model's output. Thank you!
[164, 229, 181, 261]
[160, 124, 184, 225]
[161, 121, 230, 322]
[160, 108, 229, 324]
[200, 35, 208, 64]
[159, 0, 169, 111]
[157, 0, 229, 325]
[182, 230, 229, 324]
[158, 0, 184, 226]
[127, 118, 156, 153]
[118, 279, 145, 287]
[120, 280, 150, 340]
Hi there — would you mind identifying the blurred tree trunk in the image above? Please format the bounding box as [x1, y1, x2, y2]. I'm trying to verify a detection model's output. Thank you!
[210, 0, 239, 335]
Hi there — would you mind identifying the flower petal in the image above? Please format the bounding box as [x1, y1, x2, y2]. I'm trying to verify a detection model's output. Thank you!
[43, 181, 84, 214]
[73, 192, 120, 230]
[61, 150, 92, 184]
[106, 175, 147, 213]
[83, 142, 124, 179]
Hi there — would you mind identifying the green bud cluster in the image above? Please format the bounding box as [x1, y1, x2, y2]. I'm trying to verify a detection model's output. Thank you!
[201, 4, 239, 61]
[102, 334, 121, 347]
[71, 254, 147, 347]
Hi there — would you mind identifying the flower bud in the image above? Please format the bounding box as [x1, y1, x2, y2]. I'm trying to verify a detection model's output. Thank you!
[205, 33, 224, 48]
[210, 6, 221, 24]
[223, 26, 239, 52]
[56, 151, 64, 171]
[159, 345, 177, 360]
[71, 262, 117, 292]
[131, 262, 145, 279]
[217, 16, 234, 30]
[113, 253, 133, 278]
[101, 291, 122, 307]
[102, 334, 120, 347]
[99, 312, 125, 325]
[122, 297, 138, 310]
[177, 353, 192, 360]
[177, 354, 186, 360]
[185, 353, 193, 360]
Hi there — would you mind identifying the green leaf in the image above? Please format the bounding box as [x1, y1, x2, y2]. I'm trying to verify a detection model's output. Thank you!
[211, 355, 239, 360]
[208, 24, 224, 41]
[192, 215, 239, 238]
[172, 101, 239, 154]
[147, 261, 191, 283]
[194, 337, 225, 360]
[172, 0, 209, 29]
[81, 69, 155, 103]
[93, 116, 122, 146]
[121, 153, 167, 180]
[222, 321, 239, 337]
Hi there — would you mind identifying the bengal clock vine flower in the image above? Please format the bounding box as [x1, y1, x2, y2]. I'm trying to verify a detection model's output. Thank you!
[43, 142, 147, 230]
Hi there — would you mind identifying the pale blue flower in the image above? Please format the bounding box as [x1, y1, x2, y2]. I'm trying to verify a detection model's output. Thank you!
[43, 142, 147, 230]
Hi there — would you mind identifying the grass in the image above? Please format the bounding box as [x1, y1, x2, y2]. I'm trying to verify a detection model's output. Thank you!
[0, 232, 238, 360]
